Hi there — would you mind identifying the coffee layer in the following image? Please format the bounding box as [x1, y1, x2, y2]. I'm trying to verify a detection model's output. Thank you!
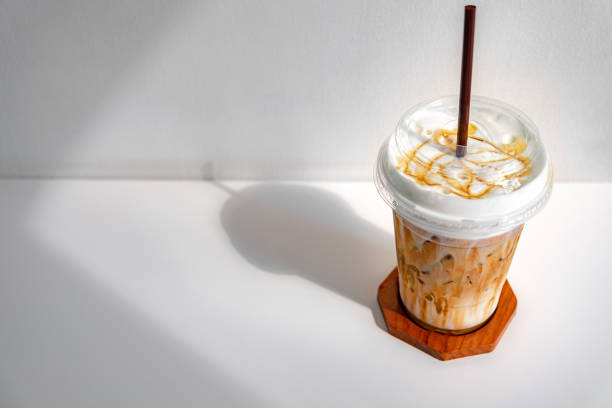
[393, 212, 522, 331]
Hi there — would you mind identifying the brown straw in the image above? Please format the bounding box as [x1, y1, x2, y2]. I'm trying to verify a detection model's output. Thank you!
[456, 5, 476, 158]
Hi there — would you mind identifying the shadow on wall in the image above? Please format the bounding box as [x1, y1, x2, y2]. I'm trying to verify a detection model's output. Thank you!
[220, 182, 395, 329]
[0, 181, 270, 408]
[0, 0, 191, 176]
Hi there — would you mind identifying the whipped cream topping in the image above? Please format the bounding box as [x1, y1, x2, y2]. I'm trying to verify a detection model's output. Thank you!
[395, 123, 532, 199]
[375, 96, 552, 239]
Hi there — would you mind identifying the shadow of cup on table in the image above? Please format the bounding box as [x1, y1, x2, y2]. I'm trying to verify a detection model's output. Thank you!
[219, 182, 395, 329]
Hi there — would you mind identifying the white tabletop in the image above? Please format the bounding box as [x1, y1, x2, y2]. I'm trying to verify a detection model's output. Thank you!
[1, 180, 611, 407]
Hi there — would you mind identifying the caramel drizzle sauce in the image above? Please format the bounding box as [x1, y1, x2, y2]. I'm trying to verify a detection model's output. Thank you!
[395, 124, 532, 199]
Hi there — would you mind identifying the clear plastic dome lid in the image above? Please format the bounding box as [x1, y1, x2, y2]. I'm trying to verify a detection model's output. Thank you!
[375, 95, 553, 239]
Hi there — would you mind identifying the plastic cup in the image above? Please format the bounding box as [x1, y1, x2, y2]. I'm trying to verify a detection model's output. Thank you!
[375, 96, 552, 334]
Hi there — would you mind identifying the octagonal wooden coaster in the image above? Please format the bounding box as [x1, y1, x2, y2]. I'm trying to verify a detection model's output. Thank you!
[377, 268, 517, 361]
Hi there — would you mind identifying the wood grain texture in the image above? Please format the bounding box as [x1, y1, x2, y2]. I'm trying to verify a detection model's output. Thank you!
[378, 268, 516, 361]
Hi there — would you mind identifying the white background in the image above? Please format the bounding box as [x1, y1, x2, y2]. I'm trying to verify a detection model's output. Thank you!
[1, 0, 611, 180]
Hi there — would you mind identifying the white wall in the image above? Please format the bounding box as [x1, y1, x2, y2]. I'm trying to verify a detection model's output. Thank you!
[1, 0, 610, 180]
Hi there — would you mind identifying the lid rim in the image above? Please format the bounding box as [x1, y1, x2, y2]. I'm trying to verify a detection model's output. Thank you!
[376, 161, 553, 238]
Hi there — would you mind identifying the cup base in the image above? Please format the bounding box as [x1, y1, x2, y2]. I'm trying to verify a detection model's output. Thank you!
[401, 303, 494, 335]
[378, 267, 517, 361]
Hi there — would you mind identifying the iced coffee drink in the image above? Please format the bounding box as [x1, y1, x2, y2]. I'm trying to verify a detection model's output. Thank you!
[375, 96, 552, 334]
[394, 215, 522, 333]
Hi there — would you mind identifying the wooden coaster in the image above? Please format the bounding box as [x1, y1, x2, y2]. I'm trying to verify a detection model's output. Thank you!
[377, 268, 517, 361]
